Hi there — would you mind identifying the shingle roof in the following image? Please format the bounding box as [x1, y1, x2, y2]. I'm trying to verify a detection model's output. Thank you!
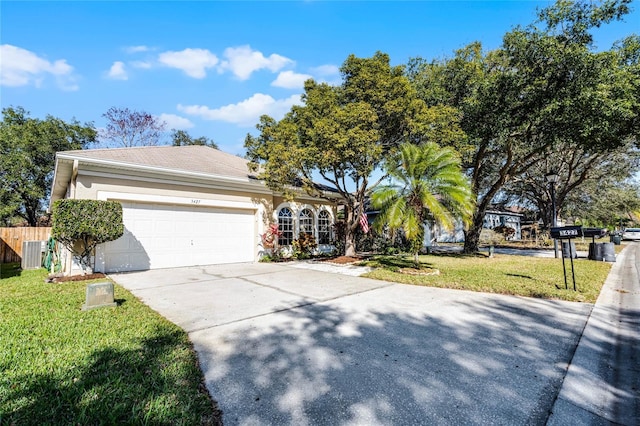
[59, 145, 256, 180]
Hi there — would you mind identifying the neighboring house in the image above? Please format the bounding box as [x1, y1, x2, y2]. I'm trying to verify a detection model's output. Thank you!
[427, 210, 524, 244]
[50, 146, 337, 274]
[483, 210, 523, 240]
[429, 220, 466, 243]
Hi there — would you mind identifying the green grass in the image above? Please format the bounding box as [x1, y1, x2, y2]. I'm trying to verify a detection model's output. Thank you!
[360, 253, 613, 303]
[0, 267, 220, 425]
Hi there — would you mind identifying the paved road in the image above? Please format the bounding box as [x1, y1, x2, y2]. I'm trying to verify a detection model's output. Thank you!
[112, 262, 595, 425]
[547, 242, 640, 425]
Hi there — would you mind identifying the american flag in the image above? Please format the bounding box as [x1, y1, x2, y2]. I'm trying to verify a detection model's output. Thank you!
[360, 212, 369, 234]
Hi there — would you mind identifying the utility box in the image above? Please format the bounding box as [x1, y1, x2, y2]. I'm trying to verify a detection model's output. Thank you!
[21, 240, 46, 270]
[82, 282, 118, 311]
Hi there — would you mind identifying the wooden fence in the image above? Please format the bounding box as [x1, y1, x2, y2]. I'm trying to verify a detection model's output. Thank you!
[0, 227, 52, 264]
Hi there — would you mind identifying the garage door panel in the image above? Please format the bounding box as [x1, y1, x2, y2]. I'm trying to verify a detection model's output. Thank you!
[103, 202, 255, 272]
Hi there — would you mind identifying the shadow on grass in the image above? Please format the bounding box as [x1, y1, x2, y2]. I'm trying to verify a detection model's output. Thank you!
[360, 255, 436, 270]
[362, 252, 487, 270]
[0, 263, 22, 279]
[506, 273, 534, 280]
[2, 328, 221, 425]
[430, 251, 490, 259]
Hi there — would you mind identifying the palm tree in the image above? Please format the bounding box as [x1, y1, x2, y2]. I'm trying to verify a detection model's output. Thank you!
[371, 142, 474, 266]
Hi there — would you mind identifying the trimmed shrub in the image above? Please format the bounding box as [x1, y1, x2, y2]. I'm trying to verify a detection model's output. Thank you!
[292, 233, 317, 259]
[52, 199, 124, 274]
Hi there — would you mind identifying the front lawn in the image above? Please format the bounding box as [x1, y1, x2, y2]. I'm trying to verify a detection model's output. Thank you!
[360, 253, 612, 303]
[0, 267, 221, 425]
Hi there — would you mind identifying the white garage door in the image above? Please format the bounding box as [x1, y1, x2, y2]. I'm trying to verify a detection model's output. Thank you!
[102, 202, 256, 272]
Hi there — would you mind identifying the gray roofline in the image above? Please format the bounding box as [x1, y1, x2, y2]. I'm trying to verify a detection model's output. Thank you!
[55, 152, 255, 184]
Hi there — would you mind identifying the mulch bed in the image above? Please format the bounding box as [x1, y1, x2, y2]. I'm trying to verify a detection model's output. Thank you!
[47, 273, 107, 283]
[317, 255, 366, 265]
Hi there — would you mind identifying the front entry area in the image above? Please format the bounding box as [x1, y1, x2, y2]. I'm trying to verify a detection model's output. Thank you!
[99, 201, 256, 272]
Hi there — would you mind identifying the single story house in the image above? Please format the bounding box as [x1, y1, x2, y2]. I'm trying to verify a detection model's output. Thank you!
[50, 145, 337, 274]
[483, 210, 523, 240]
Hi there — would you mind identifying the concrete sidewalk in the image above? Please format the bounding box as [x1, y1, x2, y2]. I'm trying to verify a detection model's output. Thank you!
[547, 242, 640, 425]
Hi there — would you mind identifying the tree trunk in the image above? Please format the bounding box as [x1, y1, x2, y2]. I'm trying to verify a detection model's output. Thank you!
[345, 230, 357, 256]
[344, 208, 357, 257]
[463, 210, 485, 253]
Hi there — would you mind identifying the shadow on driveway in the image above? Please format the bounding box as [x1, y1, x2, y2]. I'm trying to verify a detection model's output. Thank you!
[192, 287, 590, 425]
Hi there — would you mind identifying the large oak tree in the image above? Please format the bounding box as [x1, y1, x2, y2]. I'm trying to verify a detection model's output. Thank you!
[501, 141, 639, 228]
[407, 0, 640, 252]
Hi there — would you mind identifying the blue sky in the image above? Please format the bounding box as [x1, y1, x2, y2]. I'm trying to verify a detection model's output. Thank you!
[2, 1, 639, 156]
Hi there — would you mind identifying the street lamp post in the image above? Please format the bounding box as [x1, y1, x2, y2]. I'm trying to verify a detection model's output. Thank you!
[546, 171, 560, 258]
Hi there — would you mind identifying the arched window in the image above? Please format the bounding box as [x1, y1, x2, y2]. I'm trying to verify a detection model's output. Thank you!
[278, 207, 293, 246]
[318, 210, 332, 244]
[299, 208, 314, 237]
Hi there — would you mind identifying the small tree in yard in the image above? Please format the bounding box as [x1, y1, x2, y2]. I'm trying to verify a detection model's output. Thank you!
[52, 200, 124, 274]
[371, 142, 474, 267]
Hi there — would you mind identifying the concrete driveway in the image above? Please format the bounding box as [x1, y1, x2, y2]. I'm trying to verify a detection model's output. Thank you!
[111, 263, 593, 425]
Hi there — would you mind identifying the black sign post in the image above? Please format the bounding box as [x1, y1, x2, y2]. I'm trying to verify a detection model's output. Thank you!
[550, 226, 581, 291]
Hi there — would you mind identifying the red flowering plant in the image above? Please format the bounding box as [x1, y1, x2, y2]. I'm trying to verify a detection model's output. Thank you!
[260, 223, 283, 249]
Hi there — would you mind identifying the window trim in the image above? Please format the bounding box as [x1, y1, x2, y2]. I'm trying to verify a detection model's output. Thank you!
[298, 207, 316, 238]
[317, 208, 333, 244]
[277, 206, 294, 246]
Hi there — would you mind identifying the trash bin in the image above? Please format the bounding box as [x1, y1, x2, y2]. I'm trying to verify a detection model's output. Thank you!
[562, 241, 577, 259]
[589, 242, 604, 261]
[602, 242, 616, 262]
[611, 234, 621, 245]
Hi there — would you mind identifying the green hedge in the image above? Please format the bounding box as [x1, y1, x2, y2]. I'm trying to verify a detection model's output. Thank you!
[52, 199, 124, 272]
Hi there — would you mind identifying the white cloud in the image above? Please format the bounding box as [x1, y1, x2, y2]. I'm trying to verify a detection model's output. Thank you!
[158, 113, 194, 130]
[310, 64, 342, 85]
[219, 45, 293, 80]
[158, 48, 219, 78]
[107, 61, 128, 80]
[131, 60, 152, 69]
[124, 45, 150, 54]
[271, 70, 312, 89]
[178, 93, 302, 127]
[310, 64, 340, 76]
[0, 44, 78, 90]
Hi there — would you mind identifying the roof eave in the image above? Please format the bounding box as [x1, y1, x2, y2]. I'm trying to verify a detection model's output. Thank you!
[55, 152, 264, 188]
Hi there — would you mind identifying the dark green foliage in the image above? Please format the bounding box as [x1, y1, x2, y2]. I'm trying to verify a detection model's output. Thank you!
[52, 200, 124, 272]
[171, 129, 218, 149]
[245, 52, 466, 256]
[331, 221, 347, 255]
[406, 0, 639, 253]
[0, 107, 96, 226]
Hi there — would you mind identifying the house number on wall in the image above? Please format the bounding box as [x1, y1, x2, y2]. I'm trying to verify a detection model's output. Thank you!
[191, 199, 201, 204]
